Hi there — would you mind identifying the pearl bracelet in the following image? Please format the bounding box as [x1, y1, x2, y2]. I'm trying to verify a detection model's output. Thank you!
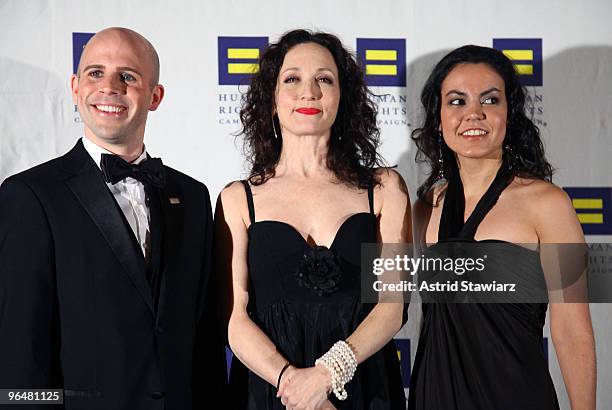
[315, 340, 357, 401]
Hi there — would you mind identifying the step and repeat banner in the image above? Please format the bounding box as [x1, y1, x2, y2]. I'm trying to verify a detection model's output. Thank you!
[1, 0, 611, 408]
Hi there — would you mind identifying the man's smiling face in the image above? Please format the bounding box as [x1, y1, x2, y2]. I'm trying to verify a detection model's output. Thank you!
[71, 28, 163, 147]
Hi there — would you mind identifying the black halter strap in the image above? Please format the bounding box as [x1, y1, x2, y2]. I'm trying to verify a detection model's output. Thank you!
[241, 180, 256, 225]
[438, 164, 512, 241]
[367, 180, 375, 215]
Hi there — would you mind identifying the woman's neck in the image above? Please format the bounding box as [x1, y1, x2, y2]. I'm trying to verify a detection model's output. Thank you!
[275, 132, 331, 178]
[456, 156, 503, 199]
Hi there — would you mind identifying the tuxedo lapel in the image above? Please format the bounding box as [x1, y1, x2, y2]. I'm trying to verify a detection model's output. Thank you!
[155, 172, 184, 318]
[146, 184, 164, 313]
[62, 140, 155, 316]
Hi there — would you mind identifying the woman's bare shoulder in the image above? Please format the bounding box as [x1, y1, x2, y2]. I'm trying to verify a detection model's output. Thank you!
[373, 167, 411, 205]
[510, 177, 571, 208]
[510, 177, 581, 240]
[217, 180, 250, 225]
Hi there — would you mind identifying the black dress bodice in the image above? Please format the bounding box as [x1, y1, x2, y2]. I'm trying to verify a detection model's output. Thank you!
[409, 167, 559, 410]
[237, 181, 406, 409]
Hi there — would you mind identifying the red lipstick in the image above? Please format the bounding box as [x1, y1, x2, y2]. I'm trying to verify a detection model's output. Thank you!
[295, 107, 321, 115]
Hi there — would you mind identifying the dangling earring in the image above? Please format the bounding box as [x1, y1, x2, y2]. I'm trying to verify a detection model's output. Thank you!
[436, 132, 445, 181]
[504, 144, 516, 171]
[272, 114, 280, 140]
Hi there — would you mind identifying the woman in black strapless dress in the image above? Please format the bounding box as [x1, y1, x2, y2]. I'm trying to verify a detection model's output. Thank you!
[215, 29, 409, 409]
[409, 45, 596, 410]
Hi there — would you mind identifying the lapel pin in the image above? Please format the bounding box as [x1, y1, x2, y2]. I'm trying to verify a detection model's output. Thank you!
[169, 197, 180, 205]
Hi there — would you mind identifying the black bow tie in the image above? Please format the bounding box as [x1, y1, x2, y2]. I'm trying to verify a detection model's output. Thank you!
[100, 153, 166, 188]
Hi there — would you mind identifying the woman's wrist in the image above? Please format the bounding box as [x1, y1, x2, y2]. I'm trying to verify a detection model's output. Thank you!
[315, 362, 333, 393]
[276, 361, 292, 389]
[315, 340, 358, 401]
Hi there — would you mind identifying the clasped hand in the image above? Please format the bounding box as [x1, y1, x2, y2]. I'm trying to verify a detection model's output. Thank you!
[276, 364, 336, 410]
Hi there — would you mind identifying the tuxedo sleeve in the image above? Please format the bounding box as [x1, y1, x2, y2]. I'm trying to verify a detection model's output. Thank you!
[0, 178, 62, 397]
[192, 184, 228, 407]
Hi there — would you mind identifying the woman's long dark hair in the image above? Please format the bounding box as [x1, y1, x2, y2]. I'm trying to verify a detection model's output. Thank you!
[412, 45, 553, 201]
[239, 29, 382, 188]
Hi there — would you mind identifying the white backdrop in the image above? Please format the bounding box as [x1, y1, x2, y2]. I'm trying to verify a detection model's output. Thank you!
[1, 0, 611, 408]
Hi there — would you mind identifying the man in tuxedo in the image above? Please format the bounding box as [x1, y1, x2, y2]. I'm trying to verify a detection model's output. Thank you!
[0, 27, 226, 409]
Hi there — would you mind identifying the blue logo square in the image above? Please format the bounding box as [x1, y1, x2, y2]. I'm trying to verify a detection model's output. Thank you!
[394, 338, 411, 387]
[72, 32, 95, 74]
[542, 337, 549, 366]
[564, 187, 612, 235]
[218, 36, 269, 86]
[356, 38, 406, 87]
[493, 38, 543, 86]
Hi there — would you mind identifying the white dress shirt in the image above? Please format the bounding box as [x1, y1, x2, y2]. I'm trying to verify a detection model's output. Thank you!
[82, 137, 151, 259]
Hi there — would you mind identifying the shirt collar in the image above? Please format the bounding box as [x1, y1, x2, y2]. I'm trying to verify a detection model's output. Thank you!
[82, 136, 148, 171]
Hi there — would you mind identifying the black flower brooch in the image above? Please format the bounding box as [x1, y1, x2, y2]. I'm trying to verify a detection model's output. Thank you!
[295, 245, 342, 296]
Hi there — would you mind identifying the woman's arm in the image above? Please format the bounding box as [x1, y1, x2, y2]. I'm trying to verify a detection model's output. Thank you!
[536, 185, 596, 410]
[278, 169, 411, 407]
[550, 303, 596, 410]
[345, 169, 412, 362]
[215, 182, 289, 386]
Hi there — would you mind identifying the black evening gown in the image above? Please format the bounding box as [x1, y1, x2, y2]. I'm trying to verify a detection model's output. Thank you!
[233, 180, 406, 409]
[408, 167, 560, 410]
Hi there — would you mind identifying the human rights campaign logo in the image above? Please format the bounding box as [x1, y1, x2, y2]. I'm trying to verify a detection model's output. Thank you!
[564, 187, 612, 235]
[218, 36, 269, 86]
[493, 38, 543, 86]
[394, 338, 410, 387]
[356, 38, 406, 87]
[72, 32, 95, 74]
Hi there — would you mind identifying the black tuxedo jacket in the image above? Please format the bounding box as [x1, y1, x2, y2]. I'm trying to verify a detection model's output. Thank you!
[0, 140, 227, 409]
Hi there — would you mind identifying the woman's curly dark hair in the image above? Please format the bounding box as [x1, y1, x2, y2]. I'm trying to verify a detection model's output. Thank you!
[412, 45, 553, 201]
[239, 29, 382, 188]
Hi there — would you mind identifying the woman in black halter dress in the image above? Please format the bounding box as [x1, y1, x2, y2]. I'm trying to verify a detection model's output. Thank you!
[216, 30, 409, 409]
[409, 46, 596, 410]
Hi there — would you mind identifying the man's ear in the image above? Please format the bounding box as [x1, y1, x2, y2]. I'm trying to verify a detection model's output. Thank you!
[70, 74, 79, 104]
[149, 84, 164, 111]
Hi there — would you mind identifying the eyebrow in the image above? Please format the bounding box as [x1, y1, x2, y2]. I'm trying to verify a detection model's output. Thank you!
[82, 64, 143, 77]
[445, 87, 501, 97]
[280, 67, 336, 75]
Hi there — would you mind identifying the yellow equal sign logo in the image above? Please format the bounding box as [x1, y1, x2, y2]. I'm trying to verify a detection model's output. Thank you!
[493, 39, 542, 86]
[227, 48, 260, 74]
[365, 49, 398, 76]
[502, 49, 534, 75]
[564, 187, 612, 235]
[357, 38, 406, 86]
[218, 37, 268, 85]
[572, 198, 604, 224]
